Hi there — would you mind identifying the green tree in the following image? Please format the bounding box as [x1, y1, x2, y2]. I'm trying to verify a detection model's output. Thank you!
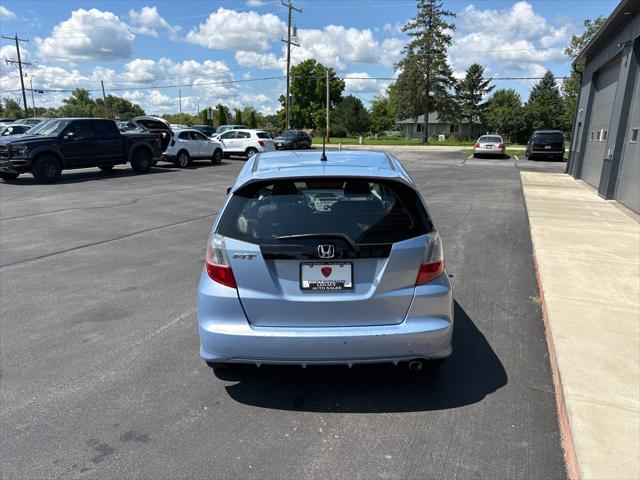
[393, 0, 457, 143]
[58, 88, 96, 117]
[279, 59, 345, 130]
[369, 95, 396, 134]
[484, 89, 525, 142]
[0, 98, 26, 119]
[216, 104, 229, 126]
[95, 95, 145, 119]
[524, 71, 566, 132]
[455, 63, 493, 139]
[562, 16, 605, 133]
[248, 109, 258, 129]
[333, 95, 370, 136]
[234, 109, 243, 124]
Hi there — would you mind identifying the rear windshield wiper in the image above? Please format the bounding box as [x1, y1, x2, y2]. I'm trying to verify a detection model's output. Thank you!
[275, 233, 359, 252]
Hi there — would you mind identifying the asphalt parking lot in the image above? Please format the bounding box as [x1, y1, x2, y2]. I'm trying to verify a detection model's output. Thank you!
[1, 151, 568, 479]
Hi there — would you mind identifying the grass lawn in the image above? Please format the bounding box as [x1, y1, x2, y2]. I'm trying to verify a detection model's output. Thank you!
[312, 136, 526, 148]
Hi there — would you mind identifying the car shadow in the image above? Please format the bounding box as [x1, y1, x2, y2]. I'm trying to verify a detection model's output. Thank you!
[154, 160, 233, 169]
[217, 301, 507, 413]
[4, 166, 177, 185]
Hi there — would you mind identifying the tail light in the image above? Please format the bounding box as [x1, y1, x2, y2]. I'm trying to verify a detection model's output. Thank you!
[498, 143, 504, 149]
[474, 142, 480, 148]
[205, 234, 237, 289]
[416, 231, 444, 285]
[257, 140, 265, 147]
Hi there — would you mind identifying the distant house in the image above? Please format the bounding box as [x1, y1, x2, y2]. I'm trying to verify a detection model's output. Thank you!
[397, 113, 484, 140]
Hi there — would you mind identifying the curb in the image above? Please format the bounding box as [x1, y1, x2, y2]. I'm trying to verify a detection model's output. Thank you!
[532, 255, 581, 480]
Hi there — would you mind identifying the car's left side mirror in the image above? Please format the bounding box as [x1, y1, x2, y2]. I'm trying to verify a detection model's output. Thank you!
[226, 187, 232, 195]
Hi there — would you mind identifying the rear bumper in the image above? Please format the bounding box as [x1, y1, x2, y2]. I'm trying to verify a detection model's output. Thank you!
[197, 271, 454, 365]
[530, 150, 564, 155]
[473, 147, 505, 155]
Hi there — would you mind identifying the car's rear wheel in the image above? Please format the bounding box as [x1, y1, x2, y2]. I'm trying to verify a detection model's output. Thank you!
[32, 155, 62, 183]
[131, 149, 153, 173]
[177, 150, 191, 168]
[246, 147, 258, 158]
[98, 164, 115, 171]
[0, 172, 19, 181]
[211, 149, 223, 165]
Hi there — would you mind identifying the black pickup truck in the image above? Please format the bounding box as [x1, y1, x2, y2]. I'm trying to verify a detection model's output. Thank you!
[0, 117, 171, 183]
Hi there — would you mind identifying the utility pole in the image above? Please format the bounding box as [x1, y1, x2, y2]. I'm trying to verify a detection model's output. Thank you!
[29, 77, 35, 117]
[101, 80, 108, 119]
[325, 68, 330, 144]
[2, 34, 31, 116]
[281, 1, 301, 131]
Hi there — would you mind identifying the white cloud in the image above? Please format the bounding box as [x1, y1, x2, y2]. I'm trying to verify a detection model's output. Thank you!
[450, 1, 572, 77]
[36, 8, 134, 62]
[0, 5, 16, 20]
[246, 0, 265, 6]
[234, 51, 281, 69]
[128, 6, 181, 40]
[343, 72, 389, 95]
[186, 7, 285, 52]
[290, 25, 404, 71]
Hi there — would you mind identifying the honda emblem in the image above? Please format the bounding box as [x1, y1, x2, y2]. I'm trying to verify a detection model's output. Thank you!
[317, 244, 335, 259]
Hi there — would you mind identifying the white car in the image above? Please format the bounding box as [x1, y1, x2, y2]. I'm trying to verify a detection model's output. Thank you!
[163, 128, 224, 168]
[217, 129, 275, 158]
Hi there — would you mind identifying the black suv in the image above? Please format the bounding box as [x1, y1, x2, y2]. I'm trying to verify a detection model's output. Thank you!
[526, 130, 565, 161]
[0, 118, 167, 183]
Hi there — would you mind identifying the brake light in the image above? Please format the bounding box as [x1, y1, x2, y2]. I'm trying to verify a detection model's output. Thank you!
[257, 140, 265, 147]
[205, 234, 237, 288]
[498, 143, 504, 149]
[474, 142, 480, 148]
[416, 231, 444, 285]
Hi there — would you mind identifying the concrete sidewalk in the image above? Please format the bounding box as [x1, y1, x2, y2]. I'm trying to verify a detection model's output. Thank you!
[521, 172, 640, 480]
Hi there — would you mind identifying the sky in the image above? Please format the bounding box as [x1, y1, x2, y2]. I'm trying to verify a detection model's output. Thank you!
[0, 0, 619, 117]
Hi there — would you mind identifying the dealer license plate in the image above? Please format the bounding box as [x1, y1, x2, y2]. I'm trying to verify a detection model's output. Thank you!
[300, 262, 353, 291]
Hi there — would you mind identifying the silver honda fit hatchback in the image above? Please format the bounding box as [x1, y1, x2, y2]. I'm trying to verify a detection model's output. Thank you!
[197, 150, 453, 369]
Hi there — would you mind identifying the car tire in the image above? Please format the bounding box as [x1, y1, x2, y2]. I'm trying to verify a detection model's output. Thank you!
[32, 155, 62, 183]
[0, 172, 19, 181]
[176, 150, 191, 168]
[98, 164, 115, 172]
[246, 147, 258, 158]
[130, 149, 153, 173]
[528, 153, 536, 161]
[211, 149, 223, 165]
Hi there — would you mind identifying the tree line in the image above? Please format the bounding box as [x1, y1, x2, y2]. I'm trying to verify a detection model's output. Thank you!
[1, 1, 602, 143]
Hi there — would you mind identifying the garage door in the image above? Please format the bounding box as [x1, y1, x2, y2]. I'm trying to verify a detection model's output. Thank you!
[581, 60, 620, 188]
[615, 70, 640, 213]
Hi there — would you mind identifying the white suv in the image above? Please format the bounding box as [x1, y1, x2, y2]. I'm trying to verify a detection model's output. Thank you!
[217, 129, 275, 158]
[164, 128, 224, 167]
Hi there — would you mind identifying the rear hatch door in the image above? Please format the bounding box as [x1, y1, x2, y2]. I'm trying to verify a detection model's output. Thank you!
[217, 178, 432, 327]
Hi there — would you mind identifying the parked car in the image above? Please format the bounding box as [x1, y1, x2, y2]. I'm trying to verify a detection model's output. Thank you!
[274, 130, 312, 150]
[217, 129, 275, 158]
[214, 124, 246, 137]
[473, 135, 506, 158]
[16, 117, 51, 127]
[163, 128, 224, 167]
[0, 118, 16, 124]
[526, 130, 565, 161]
[198, 150, 453, 371]
[0, 124, 32, 136]
[0, 118, 164, 183]
[191, 125, 217, 137]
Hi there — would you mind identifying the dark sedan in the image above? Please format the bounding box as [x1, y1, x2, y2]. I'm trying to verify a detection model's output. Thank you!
[274, 130, 312, 150]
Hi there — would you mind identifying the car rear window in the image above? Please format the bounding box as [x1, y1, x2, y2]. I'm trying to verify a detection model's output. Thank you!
[479, 136, 502, 143]
[256, 132, 271, 139]
[216, 178, 433, 245]
[534, 133, 564, 143]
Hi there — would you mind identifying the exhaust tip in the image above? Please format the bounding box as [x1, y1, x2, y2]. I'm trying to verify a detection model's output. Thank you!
[408, 359, 424, 371]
